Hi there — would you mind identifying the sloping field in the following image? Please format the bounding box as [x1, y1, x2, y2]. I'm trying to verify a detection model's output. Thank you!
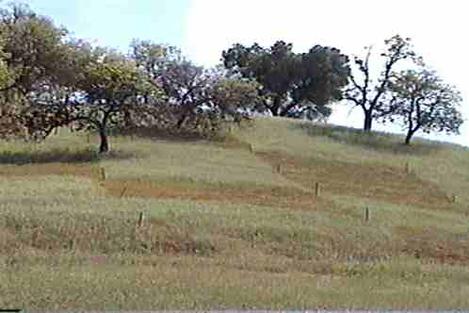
[1, 118, 469, 310]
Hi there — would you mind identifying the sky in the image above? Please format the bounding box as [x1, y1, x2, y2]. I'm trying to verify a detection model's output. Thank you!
[11, 0, 469, 145]
[25, 0, 190, 49]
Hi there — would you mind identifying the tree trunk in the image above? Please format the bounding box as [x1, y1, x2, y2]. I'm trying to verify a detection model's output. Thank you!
[177, 114, 187, 129]
[404, 132, 412, 145]
[363, 111, 373, 132]
[279, 102, 298, 117]
[404, 111, 419, 145]
[404, 129, 414, 145]
[99, 128, 110, 153]
[269, 96, 282, 116]
[405, 127, 418, 145]
[267, 104, 279, 116]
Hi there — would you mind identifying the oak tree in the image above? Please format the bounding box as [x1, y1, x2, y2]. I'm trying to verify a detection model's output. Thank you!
[381, 70, 463, 145]
[345, 35, 417, 131]
[222, 41, 349, 120]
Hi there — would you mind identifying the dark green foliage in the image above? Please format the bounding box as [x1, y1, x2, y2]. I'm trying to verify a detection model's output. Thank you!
[0, 4, 69, 94]
[0, 3, 73, 138]
[131, 40, 260, 134]
[0, 4, 464, 150]
[0, 147, 100, 164]
[27, 49, 160, 153]
[222, 41, 350, 119]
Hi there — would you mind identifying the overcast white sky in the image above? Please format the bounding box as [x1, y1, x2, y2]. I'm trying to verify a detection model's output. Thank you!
[184, 0, 469, 145]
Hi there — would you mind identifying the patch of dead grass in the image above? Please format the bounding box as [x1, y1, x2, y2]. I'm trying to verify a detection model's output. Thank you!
[258, 151, 451, 210]
[103, 178, 329, 211]
[396, 226, 469, 264]
[2, 212, 216, 256]
[0, 163, 99, 178]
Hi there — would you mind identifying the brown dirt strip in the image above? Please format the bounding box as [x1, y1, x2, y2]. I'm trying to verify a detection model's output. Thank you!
[0, 149, 453, 211]
[0, 162, 328, 211]
[2, 159, 468, 265]
[103, 179, 329, 211]
[257, 151, 452, 210]
[0, 163, 100, 178]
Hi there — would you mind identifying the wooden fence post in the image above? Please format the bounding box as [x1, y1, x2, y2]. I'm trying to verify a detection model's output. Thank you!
[275, 164, 281, 174]
[120, 186, 128, 198]
[405, 162, 411, 174]
[138, 212, 145, 227]
[364, 207, 370, 222]
[315, 182, 321, 197]
[99, 167, 106, 181]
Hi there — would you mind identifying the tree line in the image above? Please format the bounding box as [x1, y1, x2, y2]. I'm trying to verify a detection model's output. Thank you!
[0, 4, 463, 152]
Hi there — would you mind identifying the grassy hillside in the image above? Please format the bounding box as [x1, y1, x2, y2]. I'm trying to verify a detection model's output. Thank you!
[1, 117, 469, 310]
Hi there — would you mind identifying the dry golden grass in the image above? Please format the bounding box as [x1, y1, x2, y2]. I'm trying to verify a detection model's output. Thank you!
[103, 178, 329, 211]
[2, 119, 469, 309]
[0, 162, 98, 177]
[258, 151, 451, 210]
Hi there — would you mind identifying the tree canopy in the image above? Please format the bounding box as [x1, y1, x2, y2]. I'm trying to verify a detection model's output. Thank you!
[345, 35, 418, 131]
[380, 69, 463, 144]
[0, 4, 71, 94]
[0, 5, 262, 152]
[0, 3, 465, 150]
[131, 40, 260, 134]
[222, 41, 350, 120]
[0, 3, 75, 139]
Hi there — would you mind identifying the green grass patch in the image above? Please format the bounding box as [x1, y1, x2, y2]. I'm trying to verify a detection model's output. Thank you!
[2, 118, 469, 309]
